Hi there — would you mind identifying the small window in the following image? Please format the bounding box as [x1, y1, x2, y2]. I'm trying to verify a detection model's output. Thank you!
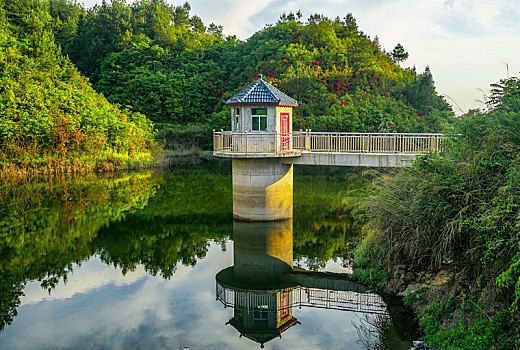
[253, 306, 269, 326]
[234, 108, 240, 130]
[252, 108, 268, 131]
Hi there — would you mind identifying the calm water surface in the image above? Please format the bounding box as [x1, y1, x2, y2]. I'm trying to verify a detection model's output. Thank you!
[0, 158, 417, 349]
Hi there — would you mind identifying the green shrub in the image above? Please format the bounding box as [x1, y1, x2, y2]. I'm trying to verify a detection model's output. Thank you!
[353, 264, 388, 290]
[403, 287, 427, 307]
[424, 312, 515, 350]
[155, 124, 213, 151]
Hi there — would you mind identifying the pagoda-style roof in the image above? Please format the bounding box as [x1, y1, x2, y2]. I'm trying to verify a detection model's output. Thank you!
[224, 76, 298, 107]
[229, 317, 299, 348]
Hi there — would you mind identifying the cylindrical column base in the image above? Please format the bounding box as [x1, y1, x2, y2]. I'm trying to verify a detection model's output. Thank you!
[233, 220, 293, 283]
[232, 158, 293, 221]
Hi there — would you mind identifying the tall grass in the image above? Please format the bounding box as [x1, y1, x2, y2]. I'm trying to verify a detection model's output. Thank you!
[354, 77, 520, 347]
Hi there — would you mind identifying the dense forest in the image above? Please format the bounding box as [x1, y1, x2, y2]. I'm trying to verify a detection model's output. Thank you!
[59, 0, 453, 133]
[0, 0, 454, 173]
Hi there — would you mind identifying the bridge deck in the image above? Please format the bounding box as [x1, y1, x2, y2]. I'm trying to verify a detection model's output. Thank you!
[213, 131, 446, 167]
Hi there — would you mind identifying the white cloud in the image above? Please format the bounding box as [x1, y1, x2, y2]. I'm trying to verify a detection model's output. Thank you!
[20, 257, 147, 306]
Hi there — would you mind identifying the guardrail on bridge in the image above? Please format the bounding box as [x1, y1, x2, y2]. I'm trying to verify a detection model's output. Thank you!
[213, 131, 446, 156]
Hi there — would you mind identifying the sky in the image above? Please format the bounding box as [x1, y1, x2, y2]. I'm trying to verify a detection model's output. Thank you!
[82, 0, 520, 114]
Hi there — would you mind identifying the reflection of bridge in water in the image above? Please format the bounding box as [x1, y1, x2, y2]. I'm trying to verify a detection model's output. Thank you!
[216, 283, 387, 315]
[215, 220, 388, 348]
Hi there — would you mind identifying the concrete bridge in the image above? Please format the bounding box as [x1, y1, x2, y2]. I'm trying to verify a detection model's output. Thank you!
[213, 131, 445, 167]
[214, 76, 448, 220]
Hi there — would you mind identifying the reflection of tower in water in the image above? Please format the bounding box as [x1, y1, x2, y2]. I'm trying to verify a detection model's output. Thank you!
[217, 220, 299, 347]
[216, 220, 388, 348]
[233, 220, 293, 283]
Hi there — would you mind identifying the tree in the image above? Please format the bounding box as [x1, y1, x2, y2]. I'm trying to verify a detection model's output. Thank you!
[343, 13, 358, 32]
[308, 13, 325, 24]
[372, 35, 381, 50]
[172, 1, 190, 27]
[189, 15, 205, 34]
[391, 43, 408, 64]
[207, 22, 223, 39]
[488, 77, 520, 110]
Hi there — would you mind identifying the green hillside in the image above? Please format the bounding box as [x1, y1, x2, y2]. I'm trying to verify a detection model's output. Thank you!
[0, 0, 156, 176]
[49, 0, 453, 142]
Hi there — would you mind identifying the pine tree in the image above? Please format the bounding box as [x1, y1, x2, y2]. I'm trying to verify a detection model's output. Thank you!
[391, 43, 409, 64]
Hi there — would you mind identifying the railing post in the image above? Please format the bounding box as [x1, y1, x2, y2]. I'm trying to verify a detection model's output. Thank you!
[245, 131, 247, 155]
[328, 134, 332, 152]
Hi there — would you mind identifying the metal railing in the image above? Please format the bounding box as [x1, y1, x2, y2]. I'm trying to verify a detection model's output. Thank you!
[213, 130, 446, 156]
[213, 131, 297, 155]
[216, 283, 388, 315]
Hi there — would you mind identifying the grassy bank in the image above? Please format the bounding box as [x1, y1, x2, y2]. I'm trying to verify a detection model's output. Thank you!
[0, 149, 157, 180]
[352, 77, 520, 349]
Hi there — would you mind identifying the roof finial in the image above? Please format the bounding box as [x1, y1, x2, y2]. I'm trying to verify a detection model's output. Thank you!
[259, 73, 263, 80]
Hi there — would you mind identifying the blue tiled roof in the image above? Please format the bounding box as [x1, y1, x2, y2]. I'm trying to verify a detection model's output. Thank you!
[224, 76, 298, 106]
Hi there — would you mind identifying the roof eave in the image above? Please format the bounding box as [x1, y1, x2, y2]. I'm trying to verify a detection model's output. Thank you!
[224, 102, 298, 107]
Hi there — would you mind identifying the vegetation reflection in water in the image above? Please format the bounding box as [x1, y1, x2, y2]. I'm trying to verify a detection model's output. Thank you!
[0, 158, 417, 349]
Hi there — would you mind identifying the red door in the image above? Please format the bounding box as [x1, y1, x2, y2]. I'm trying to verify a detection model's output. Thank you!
[280, 113, 290, 151]
[280, 291, 289, 320]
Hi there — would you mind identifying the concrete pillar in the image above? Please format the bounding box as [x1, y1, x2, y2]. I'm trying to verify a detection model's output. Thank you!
[232, 158, 293, 221]
[233, 220, 293, 283]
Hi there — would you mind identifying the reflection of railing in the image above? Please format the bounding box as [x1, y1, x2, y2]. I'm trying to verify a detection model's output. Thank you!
[216, 284, 388, 315]
[213, 131, 446, 156]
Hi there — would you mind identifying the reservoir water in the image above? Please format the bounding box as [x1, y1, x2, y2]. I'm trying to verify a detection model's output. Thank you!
[0, 158, 418, 349]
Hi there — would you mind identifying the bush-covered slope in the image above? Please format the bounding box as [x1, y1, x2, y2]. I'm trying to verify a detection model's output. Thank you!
[0, 0, 156, 176]
[355, 77, 520, 348]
